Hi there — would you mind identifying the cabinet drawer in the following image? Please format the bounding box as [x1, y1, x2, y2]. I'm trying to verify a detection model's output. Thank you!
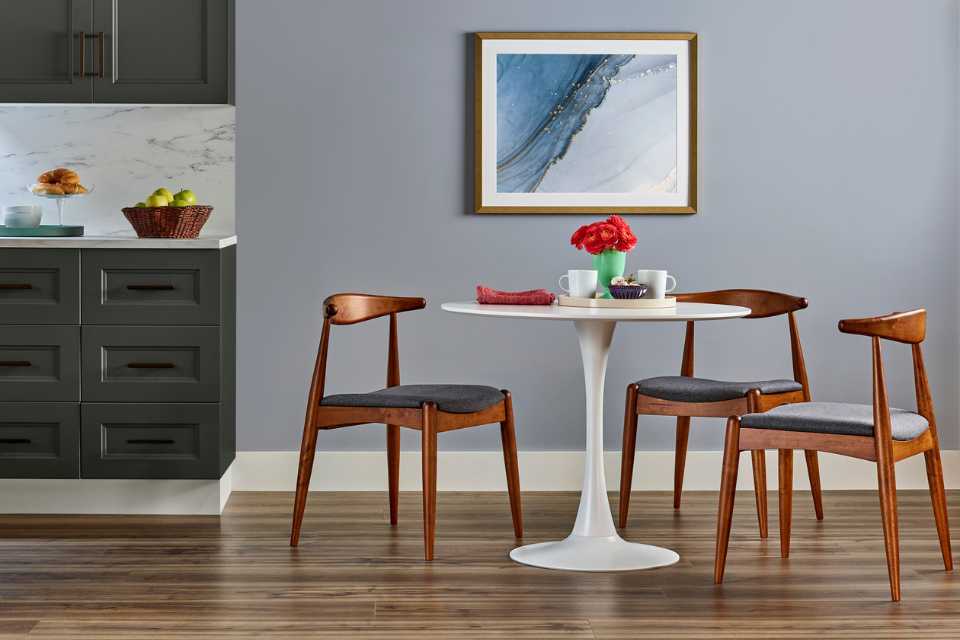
[0, 404, 80, 478]
[82, 326, 220, 402]
[81, 404, 221, 479]
[81, 250, 220, 325]
[0, 326, 80, 401]
[0, 250, 79, 324]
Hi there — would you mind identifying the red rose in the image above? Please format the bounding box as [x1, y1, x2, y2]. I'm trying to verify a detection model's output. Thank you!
[608, 215, 629, 230]
[615, 229, 637, 252]
[582, 230, 605, 255]
[570, 224, 589, 249]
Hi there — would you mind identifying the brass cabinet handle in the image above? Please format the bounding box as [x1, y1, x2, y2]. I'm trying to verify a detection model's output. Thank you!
[126, 362, 176, 369]
[96, 32, 105, 79]
[126, 438, 175, 445]
[0, 438, 30, 445]
[77, 31, 85, 79]
[0, 361, 31, 367]
[126, 284, 175, 291]
[0, 283, 32, 290]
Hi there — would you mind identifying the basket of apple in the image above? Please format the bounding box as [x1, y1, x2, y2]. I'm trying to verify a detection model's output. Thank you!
[122, 187, 212, 239]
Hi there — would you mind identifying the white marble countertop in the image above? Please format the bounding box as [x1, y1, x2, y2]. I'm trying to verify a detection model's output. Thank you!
[0, 234, 237, 249]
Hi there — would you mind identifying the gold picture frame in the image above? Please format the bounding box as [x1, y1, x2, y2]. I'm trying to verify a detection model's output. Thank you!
[474, 32, 697, 214]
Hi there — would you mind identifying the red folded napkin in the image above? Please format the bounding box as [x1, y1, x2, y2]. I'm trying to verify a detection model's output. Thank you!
[476, 285, 556, 305]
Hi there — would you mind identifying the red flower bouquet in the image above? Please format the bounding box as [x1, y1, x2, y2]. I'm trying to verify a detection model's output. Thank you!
[570, 215, 637, 255]
[569, 215, 637, 299]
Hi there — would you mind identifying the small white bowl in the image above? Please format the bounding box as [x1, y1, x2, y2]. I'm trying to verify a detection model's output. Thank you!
[3, 205, 43, 228]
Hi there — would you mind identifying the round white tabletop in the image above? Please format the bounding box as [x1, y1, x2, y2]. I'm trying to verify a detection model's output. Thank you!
[442, 300, 751, 572]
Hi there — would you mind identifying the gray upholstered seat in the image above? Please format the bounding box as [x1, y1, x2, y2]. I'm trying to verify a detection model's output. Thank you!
[636, 376, 802, 403]
[321, 384, 504, 414]
[741, 402, 929, 441]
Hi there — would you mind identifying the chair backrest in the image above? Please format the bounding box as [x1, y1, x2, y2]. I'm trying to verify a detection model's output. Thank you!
[673, 289, 811, 399]
[324, 293, 426, 325]
[676, 289, 807, 319]
[305, 294, 426, 408]
[837, 309, 936, 444]
[838, 309, 925, 344]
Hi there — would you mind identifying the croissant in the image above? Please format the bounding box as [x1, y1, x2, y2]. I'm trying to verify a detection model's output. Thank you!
[37, 171, 58, 184]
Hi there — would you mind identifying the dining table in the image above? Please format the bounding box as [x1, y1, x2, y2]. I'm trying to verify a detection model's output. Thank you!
[441, 300, 752, 571]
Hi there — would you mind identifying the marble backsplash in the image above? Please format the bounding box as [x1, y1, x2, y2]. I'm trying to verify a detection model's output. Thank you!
[0, 106, 235, 235]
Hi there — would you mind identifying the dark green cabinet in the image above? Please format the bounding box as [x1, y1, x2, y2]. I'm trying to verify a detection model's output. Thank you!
[0, 0, 231, 103]
[0, 246, 235, 480]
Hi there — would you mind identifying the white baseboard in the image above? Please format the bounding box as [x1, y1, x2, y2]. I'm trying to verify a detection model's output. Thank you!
[2, 450, 954, 516]
[232, 450, 960, 492]
[0, 464, 233, 515]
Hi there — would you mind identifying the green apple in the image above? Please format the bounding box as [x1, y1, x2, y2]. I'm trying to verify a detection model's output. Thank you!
[145, 194, 169, 208]
[152, 188, 174, 203]
[171, 198, 189, 208]
[174, 189, 197, 205]
[134, 201, 147, 208]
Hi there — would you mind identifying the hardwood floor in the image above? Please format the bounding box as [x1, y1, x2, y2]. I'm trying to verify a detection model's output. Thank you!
[0, 490, 958, 638]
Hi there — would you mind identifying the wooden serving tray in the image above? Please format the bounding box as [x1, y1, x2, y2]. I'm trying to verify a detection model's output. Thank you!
[558, 295, 677, 309]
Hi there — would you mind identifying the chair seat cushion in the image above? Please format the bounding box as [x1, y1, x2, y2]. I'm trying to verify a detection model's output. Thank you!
[321, 384, 504, 414]
[741, 402, 929, 441]
[636, 376, 803, 403]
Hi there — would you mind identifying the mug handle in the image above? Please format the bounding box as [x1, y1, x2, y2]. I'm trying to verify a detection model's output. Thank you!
[665, 274, 678, 293]
[558, 274, 570, 295]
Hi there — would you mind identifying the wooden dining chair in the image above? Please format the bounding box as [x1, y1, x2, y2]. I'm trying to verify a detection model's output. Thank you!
[619, 289, 824, 538]
[289, 293, 523, 560]
[714, 309, 952, 601]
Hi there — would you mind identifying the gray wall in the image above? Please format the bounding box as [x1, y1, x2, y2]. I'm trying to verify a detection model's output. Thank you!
[235, 0, 959, 452]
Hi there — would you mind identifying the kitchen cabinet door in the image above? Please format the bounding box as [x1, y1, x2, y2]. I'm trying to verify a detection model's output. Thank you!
[0, 0, 94, 102]
[92, 0, 230, 103]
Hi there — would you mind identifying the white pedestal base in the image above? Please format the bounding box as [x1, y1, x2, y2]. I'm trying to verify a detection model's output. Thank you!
[509, 320, 680, 572]
[510, 535, 679, 572]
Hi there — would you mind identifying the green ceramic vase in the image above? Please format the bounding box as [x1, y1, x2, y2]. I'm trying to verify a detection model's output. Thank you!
[592, 249, 627, 299]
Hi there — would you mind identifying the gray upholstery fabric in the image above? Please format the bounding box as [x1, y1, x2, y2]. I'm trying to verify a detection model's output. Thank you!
[636, 376, 803, 403]
[741, 402, 929, 441]
[321, 384, 504, 414]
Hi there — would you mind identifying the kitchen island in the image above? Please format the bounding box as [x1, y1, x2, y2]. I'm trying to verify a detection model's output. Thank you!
[0, 234, 236, 515]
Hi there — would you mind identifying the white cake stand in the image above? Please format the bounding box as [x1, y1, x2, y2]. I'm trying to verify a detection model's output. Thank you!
[441, 301, 750, 571]
[29, 184, 94, 226]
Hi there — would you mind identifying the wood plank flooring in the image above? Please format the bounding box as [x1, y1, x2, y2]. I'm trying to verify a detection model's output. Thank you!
[0, 490, 958, 638]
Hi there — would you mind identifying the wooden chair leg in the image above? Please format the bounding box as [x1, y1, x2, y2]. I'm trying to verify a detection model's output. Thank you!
[751, 450, 768, 539]
[618, 384, 639, 528]
[876, 456, 901, 601]
[499, 391, 523, 538]
[924, 447, 954, 571]
[290, 425, 319, 547]
[387, 424, 400, 526]
[804, 450, 825, 520]
[714, 417, 740, 584]
[421, 403, 438, 561]
[778, 449, 793, 559]
[673, 416, 691, 510]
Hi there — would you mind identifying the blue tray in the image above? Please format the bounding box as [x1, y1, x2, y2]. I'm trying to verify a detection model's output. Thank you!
[0, 225, 84, 237]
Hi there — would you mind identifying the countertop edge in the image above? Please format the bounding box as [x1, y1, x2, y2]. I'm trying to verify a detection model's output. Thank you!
[0, 235, 237, 249]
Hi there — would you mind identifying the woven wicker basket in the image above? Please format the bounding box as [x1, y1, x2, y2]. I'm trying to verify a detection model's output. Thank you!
[122, 206, 212, 239]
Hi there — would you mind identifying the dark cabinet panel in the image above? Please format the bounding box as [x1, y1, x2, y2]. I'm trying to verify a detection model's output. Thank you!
[82, 325, 220, 402]
[0, 403, 80, 478]
[81, 249, 220, 325]
[0, 326, 80, 401]
[0, 0, 94, 102]
[81, 403, 221, 478]
[0, 250, 80, 325]
[93, 0, 229, 103]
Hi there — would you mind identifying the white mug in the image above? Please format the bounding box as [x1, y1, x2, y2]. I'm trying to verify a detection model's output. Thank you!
[559, 269, 598, 298]
[635, 269, 677, 299]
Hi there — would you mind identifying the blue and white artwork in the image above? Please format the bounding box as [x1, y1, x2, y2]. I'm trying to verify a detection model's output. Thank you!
[476, 35, 695, 213]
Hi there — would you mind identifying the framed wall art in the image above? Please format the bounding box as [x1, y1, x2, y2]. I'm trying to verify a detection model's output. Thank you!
[474, 32, 697, 214]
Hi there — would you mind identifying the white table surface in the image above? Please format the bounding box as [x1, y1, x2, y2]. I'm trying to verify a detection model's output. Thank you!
[442, 300, 751, 572]
[441, 301, 750, 322]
